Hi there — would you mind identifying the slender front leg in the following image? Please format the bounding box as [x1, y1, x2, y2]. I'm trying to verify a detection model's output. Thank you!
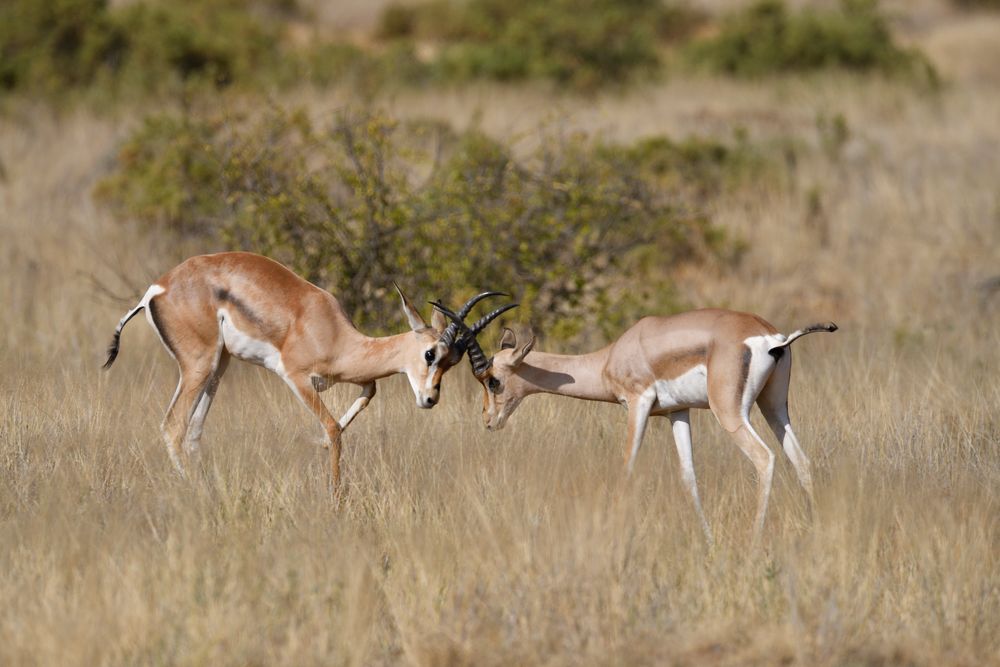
[338, 382, 377, 430]
[669, 410, 713, 544]
[284, 372, 344, 495]
[624, 392, 654, 475]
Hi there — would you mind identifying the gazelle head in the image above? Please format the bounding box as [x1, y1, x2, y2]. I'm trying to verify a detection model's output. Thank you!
[476, 328, 535, 430]
[397, 286, 515, 409]
[430, 302, 531, 430]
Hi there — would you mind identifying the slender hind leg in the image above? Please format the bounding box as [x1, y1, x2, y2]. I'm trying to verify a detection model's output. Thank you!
[729, 422, 775, 544]
[757, 350, 815, 507]
[184, 350, 231, 459]
[161, 378, 186, 473]
[669, 410, 713, 543]
[144, 291, 221, 476]
[161, 358, 216, 476]
[708, 344, 776, 544]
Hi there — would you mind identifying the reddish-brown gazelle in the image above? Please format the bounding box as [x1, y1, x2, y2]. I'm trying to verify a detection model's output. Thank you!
[435, 305, 836, 542]
[103, 251, 513, 486]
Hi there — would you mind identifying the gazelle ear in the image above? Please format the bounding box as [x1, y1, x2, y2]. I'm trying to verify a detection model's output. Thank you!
[430, 306, 448, 334]
[394, 282, 427, 332]
[511, 332, 535, 366]
[498, 327, 517, 350]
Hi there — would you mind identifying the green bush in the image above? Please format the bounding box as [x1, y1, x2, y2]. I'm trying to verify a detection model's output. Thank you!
[94, 113, 229, 235]
[0, 0, 126, 94]
[0, 0, 382, 99]
[377, 0, 704, 89]
[688, 0, 937, 83]
[96, 107, 756, 340]
[110, 0, 287, 91]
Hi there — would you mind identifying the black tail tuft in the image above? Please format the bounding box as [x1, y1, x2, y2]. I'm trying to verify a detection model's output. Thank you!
[102, 331, 122, 370]
[102, 301, 146, 370]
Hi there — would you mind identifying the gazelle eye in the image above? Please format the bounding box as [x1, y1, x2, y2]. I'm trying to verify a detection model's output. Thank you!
[424, 349, 435, 365]
[487, 377, 501, 393]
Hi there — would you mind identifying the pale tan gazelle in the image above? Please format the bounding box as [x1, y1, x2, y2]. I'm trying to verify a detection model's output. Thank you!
[436, 305, 836, 542]
[102, 251, 513, 486]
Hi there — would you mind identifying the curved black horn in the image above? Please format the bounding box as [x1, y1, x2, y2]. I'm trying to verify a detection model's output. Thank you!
[463, 303, 519, 378]
[430, 300, 472, 348]
[434, 291, 507, 348]
[457, 291, 508, 319]
[430, 301, 471, 331]
[465, 337, 492, 377]
[432, 298, 519, 378]
[469, 303, 519, 335]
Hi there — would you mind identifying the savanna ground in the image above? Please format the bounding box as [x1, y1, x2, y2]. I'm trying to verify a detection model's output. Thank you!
[1, 1, 999, 665]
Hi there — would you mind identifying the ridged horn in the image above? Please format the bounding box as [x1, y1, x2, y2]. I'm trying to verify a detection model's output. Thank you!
[468, 303, 519, 336]
[466, 337, 492, 378]
[431, 298, 519, 379]
[430, 300, 471, 348]
[465, 304, 518, 377]
[436, 291, 508, 348]
[458, 291, 508, 318]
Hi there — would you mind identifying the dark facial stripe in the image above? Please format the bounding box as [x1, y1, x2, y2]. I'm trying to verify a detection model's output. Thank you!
[737, 344, 753, 405]
[214, 287, 267, 330]
[147, 297, 177, 359]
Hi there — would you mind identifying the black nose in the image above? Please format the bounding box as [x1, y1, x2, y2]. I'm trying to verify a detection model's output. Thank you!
[426, 396, 437, 406]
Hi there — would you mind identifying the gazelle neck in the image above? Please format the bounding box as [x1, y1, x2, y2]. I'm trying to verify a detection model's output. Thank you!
[512, 348, 614, 403]
[335, 330, 415, 384]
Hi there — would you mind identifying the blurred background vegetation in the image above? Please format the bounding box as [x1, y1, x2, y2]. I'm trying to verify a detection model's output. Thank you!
[9, 0, 997, 341]
[0, 0, 941, 99]
[1, 0, 957, 340]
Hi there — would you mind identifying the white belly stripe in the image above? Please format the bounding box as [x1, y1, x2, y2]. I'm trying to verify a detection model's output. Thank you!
[652, 364, 710, 412]
[219, 308, 284, 374]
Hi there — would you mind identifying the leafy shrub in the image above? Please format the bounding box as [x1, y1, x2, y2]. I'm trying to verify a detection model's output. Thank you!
[0, 0, 379, 99]
[96, 107, 756, 340]
[688, 0, 937, 83]
[376, 4, 421, 40]
[616, 134, 770, 198]
[0, 0, 127, 94]
[376, 0, 705, 89]
[95, 113, 228, 235]
[110, 0, 286, 91]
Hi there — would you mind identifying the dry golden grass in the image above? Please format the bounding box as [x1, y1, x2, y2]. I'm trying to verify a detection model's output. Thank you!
[2, 12, 999, 666]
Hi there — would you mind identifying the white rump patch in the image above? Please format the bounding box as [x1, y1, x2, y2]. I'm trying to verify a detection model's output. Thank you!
[142, 284, 173, 360]
[740, 334, 782, 414]
[142, 283, 166, 305]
